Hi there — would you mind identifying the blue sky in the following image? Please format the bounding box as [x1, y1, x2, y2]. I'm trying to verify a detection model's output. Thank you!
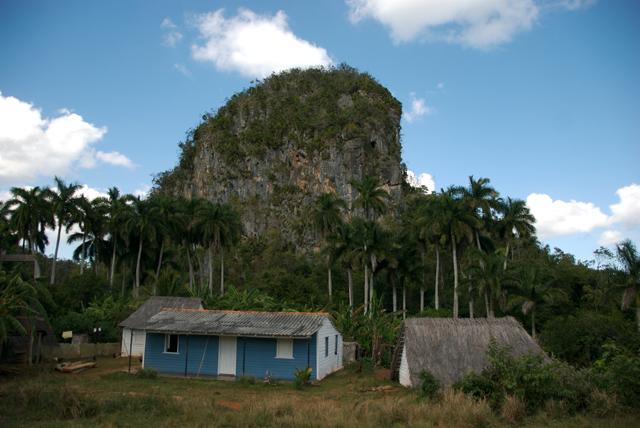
[1, 0, 638, 261]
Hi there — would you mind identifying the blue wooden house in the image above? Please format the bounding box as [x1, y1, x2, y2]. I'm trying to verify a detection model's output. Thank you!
[141, 309, 343, 381]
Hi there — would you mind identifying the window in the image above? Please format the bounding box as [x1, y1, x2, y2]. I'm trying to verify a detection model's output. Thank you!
[325, 336, 329, 357]
[335, 335, 338, 355]
[164, 334, 179, 353]
[276, 338, 293, 359]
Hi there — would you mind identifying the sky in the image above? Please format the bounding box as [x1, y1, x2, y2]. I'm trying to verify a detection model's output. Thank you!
[1, 0, 639, 262]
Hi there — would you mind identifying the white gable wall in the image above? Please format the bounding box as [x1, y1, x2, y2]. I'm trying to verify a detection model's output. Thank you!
[315, 318, 343, 380]
[121, 328, 146, 357]
[399, 342, 411, 387]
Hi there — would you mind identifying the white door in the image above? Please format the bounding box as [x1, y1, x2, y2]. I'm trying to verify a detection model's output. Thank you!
[218, 336, 237, 375]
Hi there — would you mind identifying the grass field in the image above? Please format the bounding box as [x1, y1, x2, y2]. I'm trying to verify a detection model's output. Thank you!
[0, 357, 637, 427]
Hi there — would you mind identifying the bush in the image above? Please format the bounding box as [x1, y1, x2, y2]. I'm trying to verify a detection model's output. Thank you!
[454, 343, 592, 414]
[294, 367, 312, 389]
[591, 343, 640, 408]
[418, 370, 441, 400]
[136, 368, 158, 379]
[540, 311, 640, 367]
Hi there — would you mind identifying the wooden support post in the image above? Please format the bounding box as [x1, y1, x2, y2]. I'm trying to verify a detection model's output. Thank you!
[127, 330, 133, 373]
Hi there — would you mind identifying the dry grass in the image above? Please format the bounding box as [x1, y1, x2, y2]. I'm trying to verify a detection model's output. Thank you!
[0, 358, 638, 428]
[501, 395, 527, 424]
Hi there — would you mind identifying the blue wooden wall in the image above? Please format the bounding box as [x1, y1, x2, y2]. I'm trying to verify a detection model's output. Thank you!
[143, 333, 317, 380]
[236, 335, 317, 380]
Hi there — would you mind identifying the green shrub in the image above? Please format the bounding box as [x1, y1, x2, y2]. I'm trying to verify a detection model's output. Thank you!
[418, 370, 441, 400]
[294, 367, 312, 390]
[135, 368, 158, 379]
[454, 343, 592, 413]
[591, 343, 640, 408]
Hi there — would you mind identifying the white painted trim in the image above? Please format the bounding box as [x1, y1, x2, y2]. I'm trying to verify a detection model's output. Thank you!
[163, 334, 180, 354]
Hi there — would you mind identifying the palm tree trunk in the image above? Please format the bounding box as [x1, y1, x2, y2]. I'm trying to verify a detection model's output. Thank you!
[220, 247, 225, 296]
[347, 266, 353, 308]
[420, 288, 424, 312]
[208, 244, 213, 294]
[80, 229, 86, 274]
[50, 223, 63, 285]
[485, 292, 490, 317]
[327, 264, 332, 302]
[369, 270, 374, 310]
[435, 244, 440, 310]
[155, 239, 164, 280]
[402, 282, 406, 320]
[392, 276, 397, 313]
[503, 241, 511, 271]
[135, 237, 143, 298]
[420, 250, 425, 312]
[636, 306, 640, 333]
[186, 244, 194, 291]
[109, 238, 117, 291]
[121, 264, 126, 297]
[364, 262, 369, 314]
[469, 294, 474, 318]
[452, 232, 459, 319]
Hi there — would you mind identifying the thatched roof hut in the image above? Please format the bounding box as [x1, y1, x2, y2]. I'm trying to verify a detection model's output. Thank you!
[390, 317, 544, 388]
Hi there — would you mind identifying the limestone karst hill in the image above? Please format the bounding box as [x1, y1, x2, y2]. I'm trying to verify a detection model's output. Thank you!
[156, 65, 406, 246]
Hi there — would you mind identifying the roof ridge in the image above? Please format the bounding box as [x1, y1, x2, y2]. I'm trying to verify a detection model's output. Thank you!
[159, 308, 331, 316]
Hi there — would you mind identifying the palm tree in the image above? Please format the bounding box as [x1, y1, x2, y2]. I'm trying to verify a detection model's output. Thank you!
[330, 222, 358, 307]
[508, 264, 557, 337]
[48, 177, 81, 284]
[125, 197, 158, 297]
[0, 271, 48, 364]
[313, 193, 345, 301]
[498, 197, 536, 270]
[148, 196, 177, 286]
[102, 187, 131, 289]
[217, 203, 242, 296]
[441, 187, 477, 318]
[72, 196, 91, 274]
[193, 200, 227, 295]
[351, 176, 388, 221]
[68, 198, 108, 274]
[469, 248, 509, 317]
[6, 187, 52, 254]
[617, 240, 640, 331]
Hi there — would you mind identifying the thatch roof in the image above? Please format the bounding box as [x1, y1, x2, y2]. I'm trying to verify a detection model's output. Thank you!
[143, 309, 332, 338]
[119, 297, 203, 329]
[393, 317, 544, 387]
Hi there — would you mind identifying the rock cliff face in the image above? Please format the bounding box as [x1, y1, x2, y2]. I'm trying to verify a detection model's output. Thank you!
[157, 66, 405, 246]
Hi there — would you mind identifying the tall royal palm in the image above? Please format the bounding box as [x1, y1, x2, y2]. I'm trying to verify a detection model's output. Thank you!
[441, 187, 477, 318]
[148, 196, 177, 285]
[125, 197, 158, 297]
[102, 188, 132, 289]
[194, 200, 226, 295]
[217, 204, 241, 296]
[330, 222, 358, 307]
[617, 240, 640, 331]
[313, 192, 346, 301]
[7, 187, 51, 254]
[498, 197, 536, 270]
[48, 177, 81, 284]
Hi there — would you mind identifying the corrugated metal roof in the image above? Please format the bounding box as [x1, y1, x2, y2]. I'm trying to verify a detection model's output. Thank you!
[143, 309, 331, 338]
[119, 297, 203, 329]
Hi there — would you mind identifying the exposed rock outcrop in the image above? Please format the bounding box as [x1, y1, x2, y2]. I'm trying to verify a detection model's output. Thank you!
[156, 66, 405, 247]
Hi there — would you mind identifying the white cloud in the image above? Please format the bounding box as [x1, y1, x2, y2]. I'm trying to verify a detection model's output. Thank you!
[95, 150, 134, 168]
[174, 63, 192, 78]
[598, 229, 623, 247]
[0, 92, 134, 186]
[0, 190, 11, 203]
[406, 170, 435, 193]
[133, 185, 151, 200]
[609, 183, 640, 229]
[191, 8, 333, 78]
[75, 184, 108, 201]
[526, 193, 609, 239]
[404, 93, 432, 122]
[0, 92, 109, 185]
[347, 0, 539, 48]
[161, 17, 183, 47]
[437, 82, 445, 90]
